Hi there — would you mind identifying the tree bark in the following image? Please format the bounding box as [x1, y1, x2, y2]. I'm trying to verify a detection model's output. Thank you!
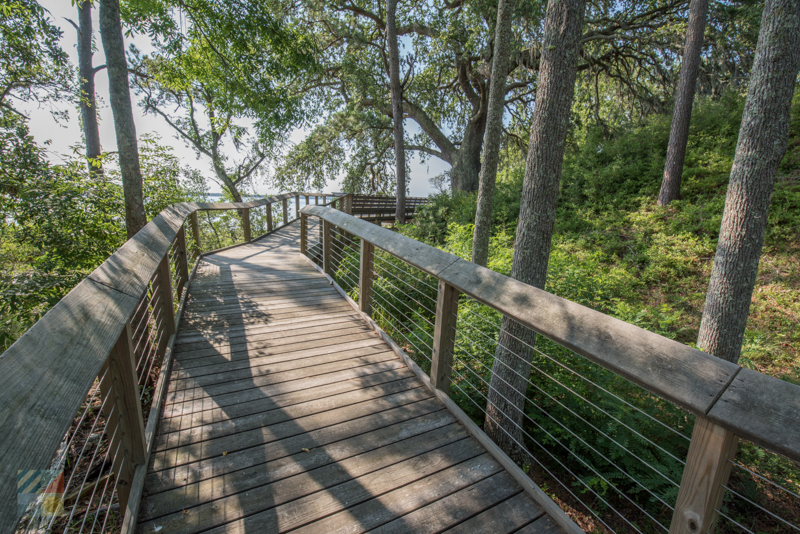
[484, 0, 586, 459]
[386, 0, 406, 224]
[450, 113, 487, 192]
[77, 0, 103, 176]
[472, 0, 516, 266]
[696, 0, 800, 364]
[99, 0, 146, 238]
[658, 0, 709, 206]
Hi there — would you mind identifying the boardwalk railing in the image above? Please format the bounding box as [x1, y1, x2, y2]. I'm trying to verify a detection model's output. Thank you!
[0, 192, 344, 534]
[300, 205, 800, 534]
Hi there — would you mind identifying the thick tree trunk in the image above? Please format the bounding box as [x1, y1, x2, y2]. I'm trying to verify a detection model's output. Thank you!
[472, 0, 516, 266]
[99, 0, 146, 238]
[696, 0, 800, 363]
[386, 0, 406, 224]
[658, 0, 709, 206]
[484, 0, 586, 459]
[450, 113, 487, 193]
[77, 0, 103, 176]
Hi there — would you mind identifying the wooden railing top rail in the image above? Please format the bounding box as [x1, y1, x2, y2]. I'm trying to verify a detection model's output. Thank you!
[0, 191, 335, 530]
[300, 204, 800, 464]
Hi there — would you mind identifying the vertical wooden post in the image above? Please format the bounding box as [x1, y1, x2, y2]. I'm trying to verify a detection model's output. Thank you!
[267, 203, 273, 232]
[669, 417, 739, 534]
[282, 198, 289, 226]
[189, 211, 201, 259]
[242, 207, 252, 242]
[315, 195, 319, 205]
[322, 219, 332, 275]
[300, 213, 307, 255]
[101, 323, 147, 514]
[359, 240, 374, 316]
[175, 226, 190, 299]
[430, 280, 460, 394]
[346, 193, 354, 215]
[305, 194, 310, 206]
[295, 195, 300, 220]
[157, 254, 177, 340]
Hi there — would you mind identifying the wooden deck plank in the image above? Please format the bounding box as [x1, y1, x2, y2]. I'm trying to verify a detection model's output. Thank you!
[139, 427, 471, 534]
[135, 222, 569, 534]
[150, 387, 435, 470]
[154, 378, 424, 450]
[140, 417, 462, 522]
[144, 399, 447, 494]
[442, 492, 545, 534]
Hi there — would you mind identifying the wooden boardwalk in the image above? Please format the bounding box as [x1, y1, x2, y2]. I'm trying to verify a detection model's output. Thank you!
[135, 220, 565, 534]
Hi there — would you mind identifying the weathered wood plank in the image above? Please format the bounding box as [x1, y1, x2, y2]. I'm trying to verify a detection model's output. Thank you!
[164, 351, 406, 404]
[163, 366, 414, 418]
[150, 387, 434, 471]
[516, 515, 566, 534]
[138, 424, 468, 534]
[706, 368, 800, 462]
[167, 342, 391, 391]
[198, 448, 495, 534]
[443, 492, 546, 534]
[160, 370, 416, 430]
[154, 378, 422, 450]
[365, 472, 522, 534]
[144, 398, 446, 493]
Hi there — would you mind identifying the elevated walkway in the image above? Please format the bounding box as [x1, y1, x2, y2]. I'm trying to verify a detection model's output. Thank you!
[135, 221, 564, 533]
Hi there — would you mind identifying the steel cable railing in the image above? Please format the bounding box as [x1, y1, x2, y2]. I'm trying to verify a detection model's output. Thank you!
[300, 206, 800, 534]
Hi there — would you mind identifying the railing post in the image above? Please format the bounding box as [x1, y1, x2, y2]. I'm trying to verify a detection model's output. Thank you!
[157, 254, 177, 343]
[300, 213, 307, 255]
[295, 194, 300, 219]
[346, 193, 354, 215]
[242, 207, 252, 242]
[101, 322, 146, 514]
[267, 202, 273, 232]
[359, 240, 374, 316]
[189, 211, 201, 259]
[175, 226, 190, 299]
[669, 417, 739, 534]
[430, 280, 460, 394]
[322, 219, 332, 275]
[315, 195, 319, 205]
[282, 198, 289, 225]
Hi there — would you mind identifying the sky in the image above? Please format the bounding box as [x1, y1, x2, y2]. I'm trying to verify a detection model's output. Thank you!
[23, 1, 446, 197]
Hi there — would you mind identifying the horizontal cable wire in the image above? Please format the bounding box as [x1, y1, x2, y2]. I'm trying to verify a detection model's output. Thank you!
[370, 264, 437, 317]
[454, 313, 688, 467]
[730, 461, 800, 501]
[370, 289, 435, 351]
[461, 300, 692, 443]
[721, 484, 800, 531]
[447, 348, 675, 524]
[372, 253, 439, 293]
[452, 316, 685, 485]
[370, 300, 433, 362]
[446, 368, 624, 534]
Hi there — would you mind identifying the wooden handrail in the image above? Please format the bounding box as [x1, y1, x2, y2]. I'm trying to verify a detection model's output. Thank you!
[298, 205, 800, 451]
[0, 191, 344, 532]
[300, 204, 800, 533]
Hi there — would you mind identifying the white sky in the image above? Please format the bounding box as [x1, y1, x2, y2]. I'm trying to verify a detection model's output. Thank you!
[23, 1, 444, 197]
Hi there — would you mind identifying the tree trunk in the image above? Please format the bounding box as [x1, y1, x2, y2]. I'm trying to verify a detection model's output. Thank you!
[77, 0, 103, 176]
[472, 0, 516, 266]
[658, 0, 709, 206]
[450, 113, 487, 193]
[696, 0, 800, 363]
[484, 0, 586, 459]
[99, 0, 146, 238]
[386, 0, 406, 224]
